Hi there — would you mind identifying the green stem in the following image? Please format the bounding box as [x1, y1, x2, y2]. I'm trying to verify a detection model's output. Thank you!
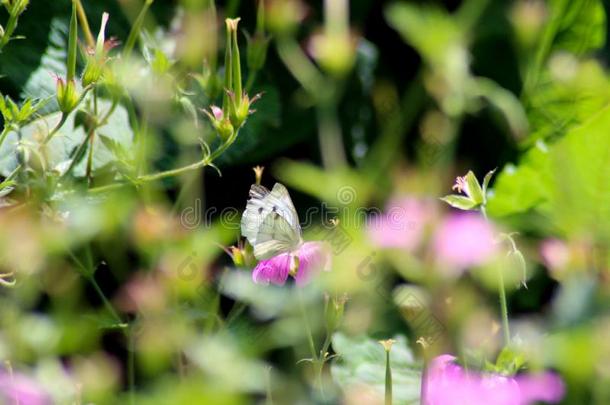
[61, 128, 94, 179]
[0, 125, 12, 150]
[74, 0, 95, 48]
[385, 350, 392, 405]
[316, 100, 346, 169]
[44, 85, 94, 144]
[497, 266, 511, 345]
[521, 0, 568, 102]
[43, 113, 69, 144]
[245, 70, 258, 92]
[297, 289, 317, 361]
[67, 1, 78, 82]
[481, 205, 510, 345]
[0, 10, 19, 51]
[276, 38, 327, 97]
[265, 366, 273, 405]
[123, 0, 154, 58]
[88, 129, 239, 193]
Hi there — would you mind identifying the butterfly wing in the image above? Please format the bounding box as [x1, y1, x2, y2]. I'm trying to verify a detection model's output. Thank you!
[252, 212, 301, 259]
[241, 184, 271, 245]
[241, 183, 302, 260]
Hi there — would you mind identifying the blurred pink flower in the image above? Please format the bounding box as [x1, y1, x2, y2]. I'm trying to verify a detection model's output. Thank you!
[252, 241, 330, 286]
[433, 213, 497, 271]
[0, 371, 51, 405]
[424, 355, 565, 405]
[367, 197, 432, 251]
[539, 238, 570, 270]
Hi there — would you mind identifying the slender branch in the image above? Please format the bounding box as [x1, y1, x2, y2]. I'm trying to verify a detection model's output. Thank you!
[88, 129, 239, 193]
[44, 85, 94, 144]
[74, 0, 95, 48]
[123, 0, 154, 58]
[298, 290, 317, 362]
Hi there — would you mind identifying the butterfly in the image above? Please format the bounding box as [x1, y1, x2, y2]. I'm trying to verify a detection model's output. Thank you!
[241, 183, 303, 260]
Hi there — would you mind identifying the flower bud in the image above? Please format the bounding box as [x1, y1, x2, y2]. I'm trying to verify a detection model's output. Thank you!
[229, 246, 245, 267]
[203, 105, 234, 141]
[56, 77, 80, 113]
[266, 0, 306, 36]
[82, 62, 104, 87]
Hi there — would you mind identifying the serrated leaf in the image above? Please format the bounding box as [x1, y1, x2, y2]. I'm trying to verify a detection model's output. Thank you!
[0, 99, 134, 178]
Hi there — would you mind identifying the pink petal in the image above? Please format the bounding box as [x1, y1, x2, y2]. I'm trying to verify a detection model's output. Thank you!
[210, 106, 223, 120]
[294, 242, 331, 286]
[252, 254, 291, 285]
[516, 372, 565, 405]
[0, 372, 51, 405]
[424, 355, 565, 405]
[433, 213, 497, 272]
[539, 238, 570, 271]
[367, 197, 432, 251]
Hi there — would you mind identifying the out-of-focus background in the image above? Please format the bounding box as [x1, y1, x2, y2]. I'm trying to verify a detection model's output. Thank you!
[0, 0, 609, 403]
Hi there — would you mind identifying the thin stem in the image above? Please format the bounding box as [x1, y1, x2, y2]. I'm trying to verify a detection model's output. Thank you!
[88, 129, 239, 193]
[44, 85, 94, 144]
[0, 126, 12, 150]
[245, 71, 258, 93]
[0, 11, 19, 51]
[385, 350, 392, 405]
[61, 128, 94, 179]
[44, 113, 69, 144]
[481, 205, 510, 345]
[265, 366, 273, 405]
[88, 275, 124, 324]
[74, 0, 95, 48]
[297, 289, 317, 361]
[497, 267, 511, 345]
[316, 101, 346, 169]
[276, 38, 327, 97]
[124, 0, 154, 58]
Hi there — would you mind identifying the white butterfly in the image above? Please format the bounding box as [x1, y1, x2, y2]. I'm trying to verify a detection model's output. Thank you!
[241, 183, 303, 260]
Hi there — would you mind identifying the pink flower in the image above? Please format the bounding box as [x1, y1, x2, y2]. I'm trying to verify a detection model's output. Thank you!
[539, 238, 570, 271]
[433, 213, 497, 271]
[424, 355, 565, 405]
[367, 197, 432, 251]
[252, 242, 330, 286]
[0, 371, 51, 405]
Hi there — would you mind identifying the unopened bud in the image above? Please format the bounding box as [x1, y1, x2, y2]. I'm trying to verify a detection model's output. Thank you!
[56, 78, 80, 113]
[230, 246, 245, 267]
[266, 0, 306, 36]
[82, 61, 103, 87]
[246, 33, 270, 72]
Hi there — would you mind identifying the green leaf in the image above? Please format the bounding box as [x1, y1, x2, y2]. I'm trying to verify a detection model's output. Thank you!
[464, 170, 484, 205]
[0, 98, 134, 178]
[489, 105, 610, 242]
[385, 3, 462, 68]
[486, 142, 552, 217]
[549, 0, 606, 55]
[440, 194, 478, 210]
[331, 333, 421, 404]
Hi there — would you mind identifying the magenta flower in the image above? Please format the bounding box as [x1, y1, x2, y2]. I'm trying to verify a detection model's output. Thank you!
[0, 370, 51, 405]
[424, 355, 565, 405]
[252, 241, 330, 286]
[433, 213, 497, 272]
[539, 238, 570, 271]
[367, 197, 433, 251]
